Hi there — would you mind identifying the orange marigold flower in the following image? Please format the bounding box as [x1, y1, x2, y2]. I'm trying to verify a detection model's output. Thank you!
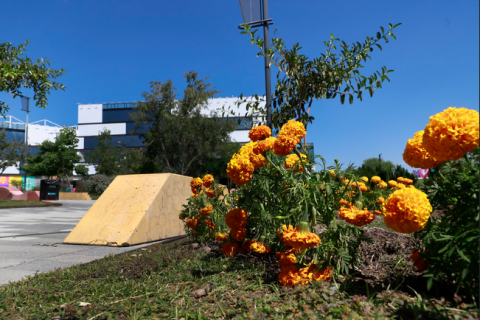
[280, 119, 306, 140]
[338, 206, 375, 227]
[275, 251, 298, 267]
[351, 181, 368, 192]
[248, 125, 272, 142]
[216, 232, 229, 242]
[378, 181, 388, 189]
[253, 137, 276, 154]
[388, 180, 398, 188]
[278, 225, 321, 250]
[397, 183, 406, 189]
[249, 152, 267, 169]
[374, 210, 383, 215]
[191, 192, 199, 198]
[245, 240, 271, 254]
[339, 199, 349, 206]
[284, 153, 308, 172]
[273, 132, 298, 156]
[230, 227, 246, 242]
[403, 131, 442, 169]
[225, 208, 248, 229]
[204, 219, 216, 231]
[227, 153, 254, 186]
[397, 177, 405, 183]
[186, 217, 200, 229]
[205, 188, 217, 199]
[222, 242, 240, 257]
[411, 249, 428, 272]
[328, 170, 336, 177]
[360, 176, 369, 182]
[376, 196, 385, 204]
[278, 264, 301, 287]
[202, 174, 214, 188]
[404, 178, 414, 185]
[200, 205, 213, 216]
[383, 188, 432, 234]
[190, 177, 203, 190]
[423, 107, 479, 162]
[371, 176, 381, 184]
[299, 264, 333, 282]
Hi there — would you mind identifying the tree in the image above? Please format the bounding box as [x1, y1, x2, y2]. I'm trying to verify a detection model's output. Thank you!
[224, 23, 401, 141]
[25, 127, 87, 188]
[131, 71, 237, 177]
[354, 156, 416, 182]
[0, 128, 24, 174]
[0, 40, 66, 116]
[84, 129, 122, 176]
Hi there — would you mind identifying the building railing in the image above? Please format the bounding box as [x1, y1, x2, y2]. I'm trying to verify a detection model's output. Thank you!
[0, 122, 25, 130]
[103, 102, 138, 109]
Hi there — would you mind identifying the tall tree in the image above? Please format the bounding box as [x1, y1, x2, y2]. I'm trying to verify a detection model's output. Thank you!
[84, 129, 122, 176]
[131, 71, 237, 177]
[25, 127, 87, 188]
[0, 40, 66, 116]
[0, 128, 24, 174]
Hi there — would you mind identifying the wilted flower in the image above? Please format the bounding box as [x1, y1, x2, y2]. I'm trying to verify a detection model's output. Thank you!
[423, 107, 479, 162]
[248, 125, 272, 142]
[383, 188, 432, 234]
[204, 219, 216, 231]
[222, 242, 240, 257]
[216, 232, 229, 242]
[403, 131, 442, 169]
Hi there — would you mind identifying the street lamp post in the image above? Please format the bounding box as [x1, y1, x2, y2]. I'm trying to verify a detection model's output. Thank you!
[238, 0, 274, 129]
[21, 96, 30, 191]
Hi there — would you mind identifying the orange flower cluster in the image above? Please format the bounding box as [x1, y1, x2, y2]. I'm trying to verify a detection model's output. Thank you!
[227, 153, 254, 186]
[224, 208, 248, 247]
[278, 225, 321, 250]
[284, 153, 308, 172]
[273, 120, 306, 156]
[338, 204, 374, 227]
[328, 170, 336, 177]
[411, 249, 428, 272]
[222, 242, 241, 257]
[378, 181, 388, 189]
[200, 205, 213, 216]
[276, 249, 332, 286]
[351, 181, 368, 192]
[371, 176, 381, 184]
[204, 219, 216, 231]
[403, 131, 442, 169]
[190, 177, 203, 193]
[376, 196, 385, 204]
[383, 187, 432, 234]
[253, 137, 276, 154]
[244, 240, 271, 254]
[186, 217, 200, 229]
[216, 232, 229, 242]
[248, 125, 271, 142]
[205, 188, 216, 199]
[388, 180, 397, 188]
[231, 227, 246, 242]
[423, 107, 479, 162]
[202, 174, 214, 188]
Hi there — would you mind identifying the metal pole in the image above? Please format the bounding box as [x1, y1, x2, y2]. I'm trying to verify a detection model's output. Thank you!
[262, 0, 272, 129]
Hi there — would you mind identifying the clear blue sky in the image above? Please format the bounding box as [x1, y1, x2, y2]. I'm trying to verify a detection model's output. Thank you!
[1, 0, 478, 171]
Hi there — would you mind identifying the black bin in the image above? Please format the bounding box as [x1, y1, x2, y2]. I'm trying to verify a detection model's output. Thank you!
[40, 180, 60, 201]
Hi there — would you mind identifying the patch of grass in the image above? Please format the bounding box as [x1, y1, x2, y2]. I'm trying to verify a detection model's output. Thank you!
[0, 200, 62, 208]
[0, 238, 477, 319]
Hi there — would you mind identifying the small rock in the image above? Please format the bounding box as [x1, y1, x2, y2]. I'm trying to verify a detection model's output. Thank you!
[78, 302, 92, 307]
[190, 243, 200, 249]
[191, 289, 207, 298]
[52, 244, 57, 247]
[199, 246, 211, 254]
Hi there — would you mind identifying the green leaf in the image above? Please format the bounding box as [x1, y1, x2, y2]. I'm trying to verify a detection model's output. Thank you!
[349, 94, 353, 104]
[340, 94, 345, 104]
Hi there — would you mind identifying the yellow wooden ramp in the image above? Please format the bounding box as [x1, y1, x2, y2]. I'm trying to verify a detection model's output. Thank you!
[64, 173, 189, 246]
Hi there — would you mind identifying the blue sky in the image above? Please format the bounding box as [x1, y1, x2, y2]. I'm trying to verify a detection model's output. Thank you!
[1, 0, 478, 171]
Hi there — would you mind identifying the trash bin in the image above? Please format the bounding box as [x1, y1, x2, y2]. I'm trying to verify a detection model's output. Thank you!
[40, 180, 60, 201]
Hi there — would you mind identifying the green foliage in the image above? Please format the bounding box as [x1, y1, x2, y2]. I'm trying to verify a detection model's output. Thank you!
[201, 141, 242, 184]
[416, 148, 479, 301]
[0, 40, 66, 115]
[84, 129, 122, 176]
[355, 156, 416, 182]
[131, 71, 237, 176]
[224, 23, 400, 132]
[0, 128, 23, 174]
[84, 174, 116, 196]
[25, 127, 83, 188]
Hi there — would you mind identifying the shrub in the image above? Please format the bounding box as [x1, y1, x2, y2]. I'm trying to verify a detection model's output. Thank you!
[84, 174, 116, 196]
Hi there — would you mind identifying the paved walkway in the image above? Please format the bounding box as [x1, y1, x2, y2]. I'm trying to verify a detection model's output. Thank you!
[0, 200, 185, 286]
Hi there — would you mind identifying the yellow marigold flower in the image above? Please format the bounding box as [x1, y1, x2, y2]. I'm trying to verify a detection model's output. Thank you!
[204, 219, 216, 231]
[186, 217, 200, 229]
[278, 225, 321, 250]
[378, 181, 388, 189]
[299, 264, 333, 282]
[216, 232, 229, 242]
[376, 196, 385, 204]
[200, 205, 213, 216]
[222, 242, 240, 257]
[202, 174, 214, 188]
[227, 153, 254, 186]
[371, 176, 381, 184]
[279, 119, 306, 140]
[245, 240, 271, 254]
[190, 177, 203, 190]
[388, 180, 398, 188]
[275, 250, 298, 267]
[403, 131, 442, 169]
[248, 125, 272, 142]
[249, 152, 267, 169]
[374, 210, 383, 215]
[397, 177, 405, 183]
[383, 188, 432, 234]
[338, 206, 374, 227]
[230, 227, 246, 242]
[278, 264, 301, 287]
[328, 170, 336, 177]
[284, 153, 308, 172]
[253, 137, 276, 154]
[360, 176, 368, 182]
[225, 208, 248, 229]
[273, 132, 298, 156]
[404, 178, 414, 185]
[397, 183, 406, 189]
[339, 199, 349, 206]
[191, 192, 199, 198]
[423, 107, 479, 161]
[351, 181, 367, 192]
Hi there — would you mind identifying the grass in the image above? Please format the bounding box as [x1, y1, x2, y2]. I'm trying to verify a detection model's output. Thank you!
[0, 200, 63, 208]
[0, 238, 477, 319]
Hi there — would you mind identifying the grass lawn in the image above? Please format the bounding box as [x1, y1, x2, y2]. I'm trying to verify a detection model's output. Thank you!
[0, 238, 477, 319]
[0, 200, 63, 208]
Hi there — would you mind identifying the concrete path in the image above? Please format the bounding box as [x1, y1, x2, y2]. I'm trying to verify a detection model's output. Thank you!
[0, 200, 185, 286]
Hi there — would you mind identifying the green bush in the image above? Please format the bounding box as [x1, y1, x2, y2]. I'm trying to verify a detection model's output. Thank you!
[84, 174, 116, 196]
